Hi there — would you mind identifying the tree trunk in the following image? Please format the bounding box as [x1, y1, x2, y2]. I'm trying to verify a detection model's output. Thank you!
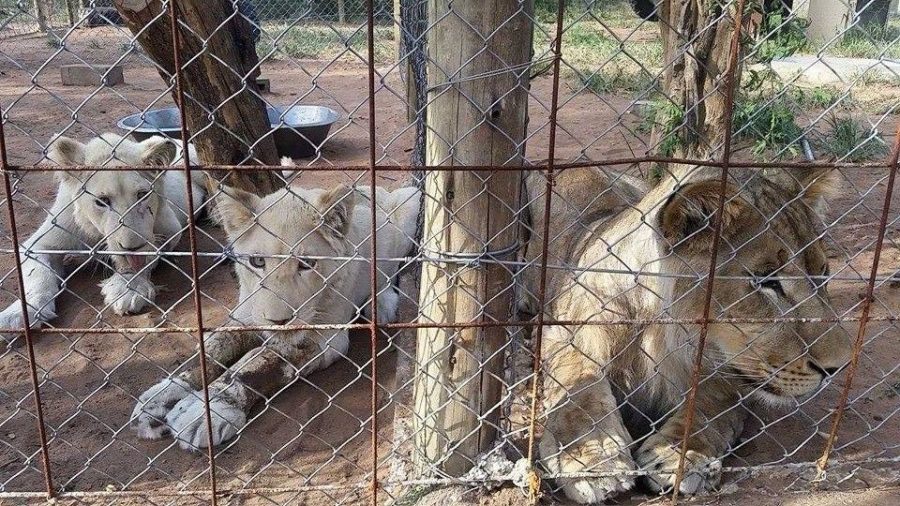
[337, 0, 346, 23]
[651, 0, 743, 162]
[412, 0, 532, 478]
[32, 0, 49, 32]
[65, 0, 77, 27]
[113, 0, 282, 196]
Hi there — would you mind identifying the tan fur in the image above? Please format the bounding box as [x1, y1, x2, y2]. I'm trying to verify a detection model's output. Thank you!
[131, 182, 420, 450]
[520, 166, 851, 502]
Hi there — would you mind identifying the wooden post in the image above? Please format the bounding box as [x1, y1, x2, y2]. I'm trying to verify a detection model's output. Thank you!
[394, 0, 402, 57]
[32, 0, 49, 32]
[337, 0, 346, 23]
[65, 0, 77, 27]
[113, 0, 283, 196]
[412, 0, 533, 477]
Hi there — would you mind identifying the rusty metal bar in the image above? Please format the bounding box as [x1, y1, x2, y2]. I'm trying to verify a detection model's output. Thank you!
[365, 0, 379, 504]
[0, 103, 56, 499]
[524, 1, 566, 502]
[6, 158, 894, 173]
[671, 0, 748, 498]
[815, 121, 900, 475]
[2, 314, 894, 337]
[167, 1, 218, 503]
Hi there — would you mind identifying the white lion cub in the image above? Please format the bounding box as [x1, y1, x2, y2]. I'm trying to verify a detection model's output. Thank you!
[131, 182, 419, 450]
[0, 133, 204, 338]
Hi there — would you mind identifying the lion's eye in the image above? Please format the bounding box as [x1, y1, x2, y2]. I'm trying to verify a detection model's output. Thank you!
[754, 272, 785, 297]
[94, 196, 111, 208]
[136, 190, 150, 201]
[298, 258, 316, 272]
[249, 256, 266, 269]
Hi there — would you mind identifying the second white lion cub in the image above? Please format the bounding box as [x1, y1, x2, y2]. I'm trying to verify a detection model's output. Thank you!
[131, 182, 419, 450]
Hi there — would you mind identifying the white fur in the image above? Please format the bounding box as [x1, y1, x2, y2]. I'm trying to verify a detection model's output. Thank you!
[0, 134, 205, 342]
[165, 393, 246, 451]
[130, 377, 192, 439]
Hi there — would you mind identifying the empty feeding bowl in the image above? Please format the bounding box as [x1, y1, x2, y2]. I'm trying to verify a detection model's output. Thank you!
[117, 105, 340, 159]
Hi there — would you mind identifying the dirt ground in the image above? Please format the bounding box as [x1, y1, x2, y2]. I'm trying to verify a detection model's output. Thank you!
[0, 28, 898, 505]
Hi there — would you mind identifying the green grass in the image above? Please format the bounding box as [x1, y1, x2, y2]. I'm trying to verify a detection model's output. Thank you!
[734, 98, 804, 159]
[828, 20, 900, 60]
[787, 86, 852, 110]
[533, 3, 663, 97]
[816, 115, 888, 162]
[260, 23, 394, 62]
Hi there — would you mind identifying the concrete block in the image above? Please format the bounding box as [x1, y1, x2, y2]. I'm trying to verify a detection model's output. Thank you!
[60, 64, 124, 87]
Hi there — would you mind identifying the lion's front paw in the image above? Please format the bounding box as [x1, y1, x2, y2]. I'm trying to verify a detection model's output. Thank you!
[636, 438, 721, 495]
[100, 273, 157, 315]
[0, 302, 51, 345]
[131, 378, 192, 440]
[165, 392, 246, 451]
[541, 433, 635, 504]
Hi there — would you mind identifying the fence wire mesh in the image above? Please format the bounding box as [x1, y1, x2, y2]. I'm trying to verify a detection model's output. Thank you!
[0, 0, 898, 505]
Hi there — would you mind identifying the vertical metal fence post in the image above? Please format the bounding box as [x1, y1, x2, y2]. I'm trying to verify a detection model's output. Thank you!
[816, 126, 900, 474]
[0, 104, 56, 500]
[167, 1, 218, 503]
[524, 0, 566, 503]
[365, 1, 379, 504]
[670, 0, 748, 498]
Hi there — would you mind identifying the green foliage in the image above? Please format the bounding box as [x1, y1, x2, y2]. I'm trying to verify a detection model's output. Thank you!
[733, 97, 803, 159]
[260, 24, 393, 61]
[789, 86, 849, 110]
[638, 100, 685, 157]
[754, 13, 809, 63]
[817, 115, 888, 162]
[833, 21, 900, 60]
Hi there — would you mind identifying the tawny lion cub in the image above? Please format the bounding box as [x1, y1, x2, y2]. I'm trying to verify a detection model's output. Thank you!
[131, 182, 419, 450]
[0, 134, 203, 339]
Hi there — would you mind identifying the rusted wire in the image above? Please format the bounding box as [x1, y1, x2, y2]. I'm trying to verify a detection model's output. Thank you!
[815, 116, 900, 475]
[524, 2, 567, 503]
[167, 1, 218, 503]
[671, 0, 748, 498]
[5, 158, 895, 173]
[2, 314, 894, 337]
[365, 0, 379, 504]
[0, 102, 55, 499]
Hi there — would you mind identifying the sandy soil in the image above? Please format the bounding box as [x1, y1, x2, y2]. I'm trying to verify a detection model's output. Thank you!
[0, 27, 898, 505]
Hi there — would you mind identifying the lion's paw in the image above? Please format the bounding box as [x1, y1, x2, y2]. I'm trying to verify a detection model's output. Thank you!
[165, 392, 246, 451]
[541, 433, 635, 504]
[636, 438, 721, 495]
[0, 302, 52, 345]
[131, 378, 192, 440]
[556, 467, 634, 504]
[101, 273, 157, 315]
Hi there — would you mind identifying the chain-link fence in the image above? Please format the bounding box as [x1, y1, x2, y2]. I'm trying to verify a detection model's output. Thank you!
[0, 0, 898, 504]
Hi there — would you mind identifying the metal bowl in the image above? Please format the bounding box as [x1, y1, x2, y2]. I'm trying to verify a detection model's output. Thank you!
[117, 105, 339, 159]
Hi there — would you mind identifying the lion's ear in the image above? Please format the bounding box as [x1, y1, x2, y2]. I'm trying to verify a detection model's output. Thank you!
[766, 167, 839, 208]
[213, 184, 260, 238]
[787, 167, 839, 208]
[317, 184, 355, 239]
[659, 180, 746, 252]
[139, 136, 178, 167]
[48, 136, 86, 166]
